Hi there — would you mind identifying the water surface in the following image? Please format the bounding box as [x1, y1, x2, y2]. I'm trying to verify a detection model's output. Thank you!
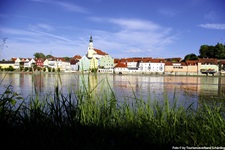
[1, 72, 225, 109]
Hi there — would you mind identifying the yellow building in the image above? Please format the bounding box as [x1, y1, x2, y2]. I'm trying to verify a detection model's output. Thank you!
[0, 61, 15, 69]
[90, 57, 98, 70]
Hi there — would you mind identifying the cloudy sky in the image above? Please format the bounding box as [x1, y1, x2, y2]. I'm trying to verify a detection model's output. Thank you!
[0, 0, 224, 60]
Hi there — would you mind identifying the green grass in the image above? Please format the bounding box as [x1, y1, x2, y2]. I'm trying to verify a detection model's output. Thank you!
[0, 73, 225, 150]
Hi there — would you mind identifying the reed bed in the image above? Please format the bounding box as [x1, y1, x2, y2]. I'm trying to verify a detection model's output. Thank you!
[0, 73, 225, 150]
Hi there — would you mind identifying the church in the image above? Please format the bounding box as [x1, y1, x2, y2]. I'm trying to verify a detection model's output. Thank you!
[78, 36, 114, 72]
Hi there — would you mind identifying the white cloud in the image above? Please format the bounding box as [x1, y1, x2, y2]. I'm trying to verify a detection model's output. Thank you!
[125, 49, 143, 53]
[28, 23, 54, 32]
[88, 18, 178, 58]
[1, 18, 178, 59]
[198, 23, 225, 30]
[30, 0, 90, 14]
[0, 27, 39, 36]
[56, 2, 90, 14]
[108, 18, 160, 31]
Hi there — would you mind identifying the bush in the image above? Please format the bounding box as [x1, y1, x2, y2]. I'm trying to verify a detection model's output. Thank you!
[3, 66, 15, 71]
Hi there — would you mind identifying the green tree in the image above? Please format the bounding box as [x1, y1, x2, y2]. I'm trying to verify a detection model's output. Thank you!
[64, 57, 71, 61]
[33, 52, 45, 59]
[215, 43, 225, 59]
[199, 45, 209, 58]
[199, 45, 215, 58]
[208, 45, 215, 58]
[46, 54, 53, 58]
[184, 53, 198, 61]
[199, 43, 225, 58]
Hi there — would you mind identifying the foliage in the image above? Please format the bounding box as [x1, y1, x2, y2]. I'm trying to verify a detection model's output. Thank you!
[91, 68, 98, 73]
[199, 43, 225, 59]
[63, 56, 71, 61]
[184, 53, 198, 61]
[48, 67, 51, 72]
[0, 65, 16, 71]
[24, 67, 29, 72]
[46, 54, 53, 58]
[33, 52, 46, 59]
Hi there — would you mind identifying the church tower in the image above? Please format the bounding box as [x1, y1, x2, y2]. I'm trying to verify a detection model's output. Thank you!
[87, 35, 96, 58]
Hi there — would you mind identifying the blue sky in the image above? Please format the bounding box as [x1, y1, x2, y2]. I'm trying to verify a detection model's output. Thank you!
[0, 0, 225, 60]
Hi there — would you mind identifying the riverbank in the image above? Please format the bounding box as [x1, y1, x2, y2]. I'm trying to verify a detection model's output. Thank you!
[1, 70, 225, 77]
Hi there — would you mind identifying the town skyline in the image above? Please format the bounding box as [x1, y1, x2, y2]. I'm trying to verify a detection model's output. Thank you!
[0, 0, 225, 60]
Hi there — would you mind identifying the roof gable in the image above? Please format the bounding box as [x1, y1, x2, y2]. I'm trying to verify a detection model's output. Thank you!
[94, 48, 108, 55]
[114, 62, 127, 68]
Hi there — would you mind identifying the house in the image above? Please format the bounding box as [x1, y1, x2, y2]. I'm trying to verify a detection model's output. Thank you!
[79, 55, 90, 71]
[70, 59, 79, 71]
[35, 58, 45, 67]
[139, 58, 165, 74]
[24, 58, 36, 68]
[114, 60, 128, 74]
[113, 57, 165, 74]
[127, 57, 142, 70]
[164, 61, 188, 75]
[0, 60, 15, 69]
[14, 58, 21, 69]
[89, 57, 98, 70]
[99, 55, 114, 69]
[198, 58, 218, 75]
[43, 59, 49, 67]
[98, 55, 114, 73]
[185, 60, 199, 75]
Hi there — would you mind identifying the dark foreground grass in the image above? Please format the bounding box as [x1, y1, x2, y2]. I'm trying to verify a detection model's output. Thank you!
[1, 74, 225, 150]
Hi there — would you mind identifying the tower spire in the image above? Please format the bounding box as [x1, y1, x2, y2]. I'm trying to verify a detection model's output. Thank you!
[89, 35, 93, 43]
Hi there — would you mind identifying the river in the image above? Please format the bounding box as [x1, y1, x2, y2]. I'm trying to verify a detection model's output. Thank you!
[0, 72, 225, 109]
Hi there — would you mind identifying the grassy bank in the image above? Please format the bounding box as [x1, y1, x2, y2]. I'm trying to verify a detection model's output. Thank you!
[0, 73, 225, 150]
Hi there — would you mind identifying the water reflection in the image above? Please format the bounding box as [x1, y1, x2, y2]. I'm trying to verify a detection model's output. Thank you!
[0, 73, 225, 108]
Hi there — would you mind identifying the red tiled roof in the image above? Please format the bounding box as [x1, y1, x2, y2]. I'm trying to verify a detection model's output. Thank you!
[114, 62, 127, 68]
[180, 62, 187, 66]
[114, 58, 120, 63]
[165, 61, 173, 65]
[94, 49, 108, 55]
[219, 60, 225, 64]
[11, 58, 17, 61]
[73, 55, 82, 59]
[126, 58, 140, 62]
[198, 58, 218, 64]
[70, 59, 79, 65]
[186, 60, 198, 65]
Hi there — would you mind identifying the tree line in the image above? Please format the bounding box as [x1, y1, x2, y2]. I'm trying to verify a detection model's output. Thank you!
[33, 52, 71, 61]
[184, 43, 225, 61]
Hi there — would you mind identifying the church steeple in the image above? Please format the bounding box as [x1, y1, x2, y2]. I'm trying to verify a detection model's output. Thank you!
[87, 35, 95, 58]
[89, 35, 93, 43]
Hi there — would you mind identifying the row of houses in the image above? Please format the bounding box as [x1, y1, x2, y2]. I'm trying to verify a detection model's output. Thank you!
[114, 57, 225, 76]
[1, 55, 225, 76]
[0, 36, 225, 75]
